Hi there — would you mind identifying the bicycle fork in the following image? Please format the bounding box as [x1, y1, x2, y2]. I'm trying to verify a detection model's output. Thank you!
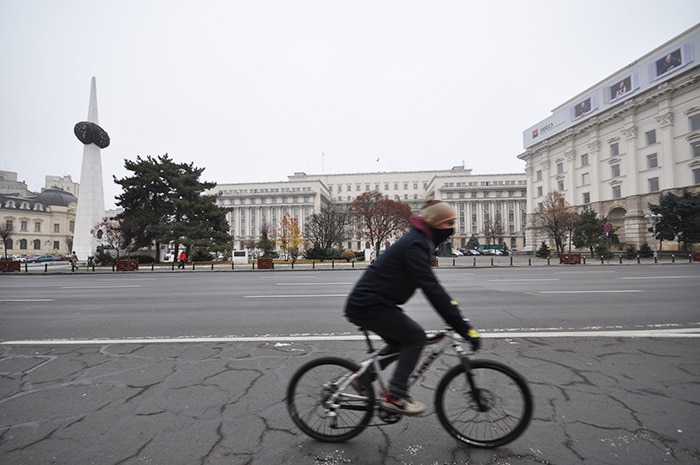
[455, 344, 489, 412]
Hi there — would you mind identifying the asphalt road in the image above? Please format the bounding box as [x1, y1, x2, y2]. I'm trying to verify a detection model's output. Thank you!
[1, 264, 699, 464]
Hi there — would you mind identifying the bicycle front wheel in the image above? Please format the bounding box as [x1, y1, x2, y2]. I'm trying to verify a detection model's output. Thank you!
[287, 356, 375, 442]
[435, 360, 533, 448]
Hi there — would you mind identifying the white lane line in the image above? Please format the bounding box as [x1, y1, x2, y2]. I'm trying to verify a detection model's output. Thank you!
[60, 285, 142, 289]
[276, 282, 353, 286]
[621, 276, 697, 280]
[245, 294, 347, 298]
[539, 290, 643, 294]
[489, 279, 560, 282]
[3, 328, 699, 345]
[0, 299, 54, 302]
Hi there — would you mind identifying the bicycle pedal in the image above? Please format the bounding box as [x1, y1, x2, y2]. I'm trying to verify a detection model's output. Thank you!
[377, 407, 402, 424]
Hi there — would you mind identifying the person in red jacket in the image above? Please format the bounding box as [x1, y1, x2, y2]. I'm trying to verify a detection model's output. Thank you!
[345, 199, 480, 416]
[178, 250, 186, 269]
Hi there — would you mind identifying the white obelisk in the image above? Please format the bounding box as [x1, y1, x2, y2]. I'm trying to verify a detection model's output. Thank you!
[73, 77, 106, 262]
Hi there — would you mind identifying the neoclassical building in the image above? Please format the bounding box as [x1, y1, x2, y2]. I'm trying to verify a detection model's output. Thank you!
[1, 188, 77, 257]
[211, 166, 527, 253]
[518, 24, 700, 252]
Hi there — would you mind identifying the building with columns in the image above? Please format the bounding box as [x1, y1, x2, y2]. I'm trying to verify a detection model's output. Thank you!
[212, 166, 526, 253]
[518, 24, 700, 252]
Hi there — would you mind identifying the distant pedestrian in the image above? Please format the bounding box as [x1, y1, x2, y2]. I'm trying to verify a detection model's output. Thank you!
[178, 251, 186, 269]
[70, 251, 78, 272]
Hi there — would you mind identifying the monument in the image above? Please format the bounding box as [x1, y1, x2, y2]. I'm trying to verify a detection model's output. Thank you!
[72, 77, 109, 262]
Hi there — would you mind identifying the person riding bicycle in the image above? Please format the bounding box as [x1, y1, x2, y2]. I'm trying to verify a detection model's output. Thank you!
[344, 199, 481, 416]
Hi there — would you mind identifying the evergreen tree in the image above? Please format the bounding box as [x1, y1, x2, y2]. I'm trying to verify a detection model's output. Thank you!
[572, 206, 606, 257]
[535, 241, 551, 258]
[113, 154, 231, 260]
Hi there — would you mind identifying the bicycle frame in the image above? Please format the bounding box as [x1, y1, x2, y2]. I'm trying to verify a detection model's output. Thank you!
[334, 328, 472, 403]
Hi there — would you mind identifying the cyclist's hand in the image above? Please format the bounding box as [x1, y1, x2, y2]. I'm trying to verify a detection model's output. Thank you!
[465, 328, 481, 352]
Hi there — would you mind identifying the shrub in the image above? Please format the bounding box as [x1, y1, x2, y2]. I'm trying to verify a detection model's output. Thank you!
[535, 241, 551, 258]
[340, 251, 355, 262]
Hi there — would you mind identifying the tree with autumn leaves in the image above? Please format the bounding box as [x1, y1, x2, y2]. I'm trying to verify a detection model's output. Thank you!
[278, 213, 305, 263]
[349, 191, 412, 257]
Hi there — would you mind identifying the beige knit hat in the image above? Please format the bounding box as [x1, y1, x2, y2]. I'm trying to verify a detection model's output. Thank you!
[421, 199, 456, 227]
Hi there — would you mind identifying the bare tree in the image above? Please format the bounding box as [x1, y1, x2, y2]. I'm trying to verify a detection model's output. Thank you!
[483, 218, 505, 247]
[306, 203, 349, 253]
[532, 192, 580, 254]
[350, 191, 412, 257]
[0, 223, 13, 259]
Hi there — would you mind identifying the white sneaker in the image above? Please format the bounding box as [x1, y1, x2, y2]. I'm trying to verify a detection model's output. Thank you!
[381, 393, 426, 416]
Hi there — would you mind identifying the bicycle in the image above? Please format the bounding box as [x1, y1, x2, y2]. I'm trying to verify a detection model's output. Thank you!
[286, 327, 533, 448]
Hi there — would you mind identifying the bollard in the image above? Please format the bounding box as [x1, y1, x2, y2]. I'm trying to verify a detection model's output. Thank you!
[211, 263, 214, 270]
[637, 254, 640, 264]
[44, 264, 48, 273]
[510, 256, 513, 266]
[232, 261, 234, 270]
[672, 254, 675, 263]
[473, 257, 476, 267]
[25, 262, 28, 272]
[453, 258, 456, 266]
[352, 260, 355, 269]
[152, 263, 155, 271]
[582, 256, 586, 265]
[313, 261, 315, 269]
[491, 257, 494, 266]
[654, 255, 657, 264]
[172, 263, 175, 271]
[291, 261, 294, 269]
[252, 261, 255, 269]
[547, 257, 551, 266]
[690, 254, 693, 263]
[619, 255, 622, 264]
[332, 259, 335, 269]
[112, 264, 116, 272]
[601, 256, 604, 264]
[192, 263, 195, 270]
[528, 258, 531, 266]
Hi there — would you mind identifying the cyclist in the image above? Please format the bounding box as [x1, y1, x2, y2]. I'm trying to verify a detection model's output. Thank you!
[345, 199, 481, 416]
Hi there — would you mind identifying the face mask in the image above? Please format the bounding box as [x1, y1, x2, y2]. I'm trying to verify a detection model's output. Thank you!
[430, 227, 454, 245]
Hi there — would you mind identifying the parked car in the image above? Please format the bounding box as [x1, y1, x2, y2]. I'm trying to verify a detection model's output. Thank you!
[462, 249, 481, 256]
[451, 249, 464, 256]
[28, 254, 60, 263]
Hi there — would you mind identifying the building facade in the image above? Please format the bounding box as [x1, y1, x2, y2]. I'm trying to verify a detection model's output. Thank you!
[212, 166, 527, 253]
[518, 24, 700, 252]
[1, 188, 77, 257]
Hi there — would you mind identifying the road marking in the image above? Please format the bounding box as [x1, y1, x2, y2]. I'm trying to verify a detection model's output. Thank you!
[276, 282, 353, 286]
[245, 294, 348, 298]
[539, 290, 643, 294]
[3, 328, 699, 345]
[0, 299, 54, 302]
[621, 276, 696, 280]
[60, 285, 142, 289]
[490, 279, 560, 282]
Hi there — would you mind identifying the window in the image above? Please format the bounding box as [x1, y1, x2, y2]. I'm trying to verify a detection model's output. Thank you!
[536, 186, 542, 197]
[337, 185, 342, 192]
[645, 130, 657, 145]
[690, 114, 700, 131]
[53, 223, 60, 233]
[536, 170, 542, 181]
[694, 168, 700, 184]
[582, 192, 590, 204]
[610, 142, 619, 156]
[556, 162, 564, 174]
[356, 184, 361, 192]
[53, 241, 60, 250]
[581, 173, 590, 186]
[34, 222, 41, 232]
[648, 177, 659, 193]
[647, 153, 658, 169]
[33, 239, 40, 250]
[21, 220, 27, 232]
[612, 185, 621, 199]
[557, 180, 564, 191]
[4, 238, 12, 250]
[6, 220, 12, 230]
[611, 164, 620, 177]
[581, 153, 589, 167]
[693, 141, 700, 158]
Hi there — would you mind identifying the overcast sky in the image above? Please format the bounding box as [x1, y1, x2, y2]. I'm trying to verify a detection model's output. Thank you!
[1, 1, 698, 208]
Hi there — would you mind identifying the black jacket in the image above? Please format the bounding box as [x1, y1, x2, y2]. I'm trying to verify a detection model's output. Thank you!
[346, 217, 471, 337]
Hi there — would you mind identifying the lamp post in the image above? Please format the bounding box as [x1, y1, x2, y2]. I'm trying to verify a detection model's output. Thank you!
[644, 213, 662, 257]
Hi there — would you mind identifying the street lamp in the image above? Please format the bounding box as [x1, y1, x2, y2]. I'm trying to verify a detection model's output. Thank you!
[644, 213, 663, 256]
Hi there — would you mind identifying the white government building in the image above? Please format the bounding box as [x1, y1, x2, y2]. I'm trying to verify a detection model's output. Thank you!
[212, 167, 528, 253]
[519, 23, 700, 252]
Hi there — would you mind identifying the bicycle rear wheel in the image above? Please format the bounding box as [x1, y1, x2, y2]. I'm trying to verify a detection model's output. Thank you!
[435, 360, 533, 448]
[287, 356, 375, 442]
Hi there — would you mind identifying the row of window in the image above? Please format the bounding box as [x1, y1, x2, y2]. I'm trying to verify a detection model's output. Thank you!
[3, 238, 61, 250]
[330, 181, 427, 193]
[4, 219, 73, 233]
[1, 200, 46, 211]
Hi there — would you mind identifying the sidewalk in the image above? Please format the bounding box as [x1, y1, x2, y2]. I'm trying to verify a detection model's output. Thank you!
[4, 253, 697, 275]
